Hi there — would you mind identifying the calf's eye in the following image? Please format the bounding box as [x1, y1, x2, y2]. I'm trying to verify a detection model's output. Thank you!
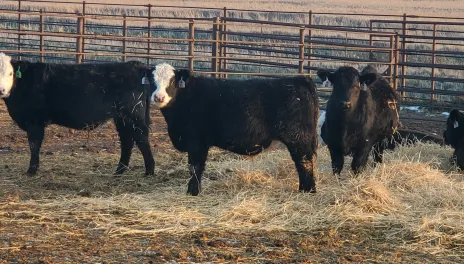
[9, 72, 13, 76]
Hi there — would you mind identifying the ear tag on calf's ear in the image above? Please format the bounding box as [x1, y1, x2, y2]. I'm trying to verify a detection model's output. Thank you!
[454, 121, 459, 128]
[141, 77, 149, 85]
[322, 77, 331, 88]
[178, 77, 185, 89]
[15, 66, 22, 79]
[361, 83, 368, 91]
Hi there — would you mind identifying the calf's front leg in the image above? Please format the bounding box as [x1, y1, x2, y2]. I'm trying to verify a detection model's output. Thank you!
[26, 125, 45, 176]
[351, 141, 374, 175]
[186, 145, 208, 196]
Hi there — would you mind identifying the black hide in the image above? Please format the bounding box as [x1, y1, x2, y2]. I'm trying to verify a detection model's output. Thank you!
[149, 70, 319, 196]
[4, 60, 155, 176]
[318, 66, 399, 175]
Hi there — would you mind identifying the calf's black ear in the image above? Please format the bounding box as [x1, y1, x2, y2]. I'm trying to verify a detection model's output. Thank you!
[449, 109, 462, 127]
[175, 69, 191, 88]
[317, 69, 333, 83]
[359, 73, 377, 86]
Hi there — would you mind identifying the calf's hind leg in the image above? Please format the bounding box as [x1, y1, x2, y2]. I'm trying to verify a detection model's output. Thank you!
[26, 125, 45, 176]
[114, 119, 135, 175]
[285, 143, 317, 193]
[132, 120, 155, 176]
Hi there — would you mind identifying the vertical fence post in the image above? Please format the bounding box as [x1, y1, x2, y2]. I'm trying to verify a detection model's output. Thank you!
[222, 7, 228, 78]
[122, 14, 127, 62]
[147, 4, 152, 66]
[369, 20, 374, 60]
[298, 27, 305, 74]
[388, 35, 394, 86]
[17, 0, 22, 60]
[431, 23, 437, 102]
[188, 20, 195, 72]
[400, 13, 407, 97]
[211, 17, 220, 78]
[82, 1, 86, 62]
[39, 9, 44, 62]
[393, 33, 399, 91]
[76, 14, 84, 64]
[218, 18, 224, 75]
[307, 10, 312, 76]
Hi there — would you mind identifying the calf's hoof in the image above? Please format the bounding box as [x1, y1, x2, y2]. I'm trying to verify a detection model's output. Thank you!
[144, 170, 155, 177]
[299, 185, 316, 194]
[114, 165, 128, 175]
[187, 180, 201, 196]
[26, 167, 38, 176]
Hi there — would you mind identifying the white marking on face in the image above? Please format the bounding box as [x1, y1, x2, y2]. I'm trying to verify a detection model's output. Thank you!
[0, 53, 14, 98]
[322, 77, 332, 88]
[361, 83, 368, 91]
[151, 63, 175, 108]
[454, 121, 459, 128]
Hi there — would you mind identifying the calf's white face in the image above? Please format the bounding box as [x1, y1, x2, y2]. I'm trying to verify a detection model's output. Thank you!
[151, 63, 175, 108]
[0, 53, 14, 98]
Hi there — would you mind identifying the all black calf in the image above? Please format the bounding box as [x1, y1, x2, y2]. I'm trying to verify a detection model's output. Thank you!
[318, 65, 399, 175]
[444, 109, 464, 169]
[147, 63, 319, 196]
[0, 53, 155, 176]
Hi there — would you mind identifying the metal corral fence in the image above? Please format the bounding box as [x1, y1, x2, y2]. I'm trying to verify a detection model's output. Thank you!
[0, 0, 464, 120]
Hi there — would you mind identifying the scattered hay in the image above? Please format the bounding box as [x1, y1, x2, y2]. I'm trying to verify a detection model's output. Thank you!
[1, 142, 463, 256]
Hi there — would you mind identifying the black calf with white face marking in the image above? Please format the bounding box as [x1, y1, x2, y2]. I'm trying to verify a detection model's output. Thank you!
[0, 56, 156, 176]
[150, 63, 320, 196]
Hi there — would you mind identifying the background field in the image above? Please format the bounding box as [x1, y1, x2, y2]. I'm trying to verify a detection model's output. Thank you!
[1, 0, 464, 263]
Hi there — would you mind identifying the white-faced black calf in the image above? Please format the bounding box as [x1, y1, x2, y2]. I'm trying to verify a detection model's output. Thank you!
[443, 109, 464, 169]
[0, 53, 155, 176]
[147, 63, 319, 196]
[318, 65, 399, 175]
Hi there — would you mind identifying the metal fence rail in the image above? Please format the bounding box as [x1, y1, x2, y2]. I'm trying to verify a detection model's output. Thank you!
[0, 0, 463, 118]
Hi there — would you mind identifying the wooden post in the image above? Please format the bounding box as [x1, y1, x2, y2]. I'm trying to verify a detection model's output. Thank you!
[17, 0, 21, 60]
[400, 13, 407, 97]
[39, 9, 44, 62]
[222, 7, 228, 78]
[298, 27, 305, 74]
[122, 14, 127, 62]
[211, 17, 220, 78]
[393, 33, 399, 90]
[147, 4, 152, 66]
[307, 10, 313, 76]
[76, 14, 84, 64]
[369, 20, 373, 60]
[431, 23, 437, 102]
[82, 1, 86, 62]
[188, 20, 195, 72]
[388, 35, 394, 86]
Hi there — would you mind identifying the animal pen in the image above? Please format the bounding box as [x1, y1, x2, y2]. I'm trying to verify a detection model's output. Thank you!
[0, 0, 464, 124]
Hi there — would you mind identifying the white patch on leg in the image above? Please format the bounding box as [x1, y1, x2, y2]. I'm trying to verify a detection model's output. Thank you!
[454, 121, 459, 128]
[317, 110, 326, 146]
[0, 53, 14, 98]
[361, 83, 368, 91]
[151, 63, 175, 108]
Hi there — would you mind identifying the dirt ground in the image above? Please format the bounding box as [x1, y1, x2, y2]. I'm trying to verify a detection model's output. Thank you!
[1, 101, 460, 264]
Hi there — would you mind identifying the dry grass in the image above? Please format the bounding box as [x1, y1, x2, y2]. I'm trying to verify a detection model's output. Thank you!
[12, 0, 464, 17]
[1, 140, 463, 260]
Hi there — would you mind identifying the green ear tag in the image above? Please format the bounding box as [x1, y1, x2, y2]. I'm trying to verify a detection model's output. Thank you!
[15, 66, 22, 79]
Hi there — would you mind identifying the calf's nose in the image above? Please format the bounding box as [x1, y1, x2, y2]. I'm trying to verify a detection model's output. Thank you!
[154, 94, 165, 102]
[339, 101, 351, 110]
[0, 88, 5, 95]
